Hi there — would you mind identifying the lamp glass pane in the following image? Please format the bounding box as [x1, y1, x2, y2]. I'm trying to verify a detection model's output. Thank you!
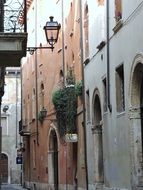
[46, 29, 58, 43]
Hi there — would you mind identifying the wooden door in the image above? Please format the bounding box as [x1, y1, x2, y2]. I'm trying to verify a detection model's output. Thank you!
[1, 153, 8, 183]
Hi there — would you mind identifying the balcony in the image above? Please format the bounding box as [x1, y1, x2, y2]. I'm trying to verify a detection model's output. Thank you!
[0, 0, 27, 67]
[19, 120, 30, 136]
[0, 33, 27, 67]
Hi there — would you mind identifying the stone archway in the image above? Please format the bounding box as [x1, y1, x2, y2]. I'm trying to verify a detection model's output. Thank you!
[48, 128, 59, 190]
[129, 54, 143, 188]
[92, 89, 104, 183]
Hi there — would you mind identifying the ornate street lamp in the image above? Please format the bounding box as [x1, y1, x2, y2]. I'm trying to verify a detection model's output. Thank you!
[43, 16, 61, 50]
[40, 107, 47, 119]
[38, 107, 47, 123]
[27, 16, 61, 53]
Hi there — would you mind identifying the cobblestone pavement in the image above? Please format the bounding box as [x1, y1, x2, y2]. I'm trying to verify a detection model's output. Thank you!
[1, 184, 27, 190]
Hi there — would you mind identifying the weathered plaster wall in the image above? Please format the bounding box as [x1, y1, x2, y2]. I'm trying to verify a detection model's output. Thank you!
[84, 0, 143, 189]
[2, 69, 21, 184]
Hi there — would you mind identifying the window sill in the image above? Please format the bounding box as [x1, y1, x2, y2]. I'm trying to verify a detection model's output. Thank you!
[116, 111, 125, 118]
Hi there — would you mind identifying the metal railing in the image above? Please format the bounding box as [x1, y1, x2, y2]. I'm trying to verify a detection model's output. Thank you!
[3, 0, 27, 33]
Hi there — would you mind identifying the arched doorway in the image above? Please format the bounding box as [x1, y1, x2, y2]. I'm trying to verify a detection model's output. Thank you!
[92, 91, 104, 183]
[48, 129, 59, 190]
[130, 55, 143, 188]
[1, 153, 8, 184]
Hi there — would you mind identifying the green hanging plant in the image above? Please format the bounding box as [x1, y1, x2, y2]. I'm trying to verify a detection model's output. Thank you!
[52, 69, 83, 137]
[75, 80, 83, 96]
[52, 89, 67, 136]
[52, 86, 77, 137]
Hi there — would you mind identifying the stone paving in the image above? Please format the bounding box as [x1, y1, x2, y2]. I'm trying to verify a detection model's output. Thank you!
[1, 184, 27, 190]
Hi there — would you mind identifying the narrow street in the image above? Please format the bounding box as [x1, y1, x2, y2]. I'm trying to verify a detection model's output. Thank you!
[0, 0, 143, 190]
[1, 184, 26, 190]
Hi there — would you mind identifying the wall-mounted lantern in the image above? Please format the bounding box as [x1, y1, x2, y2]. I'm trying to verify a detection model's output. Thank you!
[38, 107, 47, 123]
[27, 16, 61, 54]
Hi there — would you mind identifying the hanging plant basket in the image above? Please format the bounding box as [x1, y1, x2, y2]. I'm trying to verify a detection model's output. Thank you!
[52, 69, 82, 138]
[52, 85, 77, 137]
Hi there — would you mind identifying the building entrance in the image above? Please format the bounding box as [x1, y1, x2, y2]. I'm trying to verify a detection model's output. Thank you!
[1, 153, 8, 184]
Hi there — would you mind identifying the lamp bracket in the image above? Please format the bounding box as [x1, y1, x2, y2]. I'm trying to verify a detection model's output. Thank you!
[27, 46, 54, 55]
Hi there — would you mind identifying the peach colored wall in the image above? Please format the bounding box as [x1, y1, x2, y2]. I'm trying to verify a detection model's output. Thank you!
[22, 0, 86, 189]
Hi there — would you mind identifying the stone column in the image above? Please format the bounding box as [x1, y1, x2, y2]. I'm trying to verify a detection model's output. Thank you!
[92, 124, 104, 183]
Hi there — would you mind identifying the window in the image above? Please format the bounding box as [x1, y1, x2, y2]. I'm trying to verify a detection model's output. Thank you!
[27, 94, 31, 128]
[86, 90, 90, 122]
[116, 64, 125, 112]
[40, 83, 44, 110]
[1, 117, 8, 136]
[32, 88, 36, 120]
[115, 0, 122, 22]
[98, 0, 104, 6]
[84, 4, 89, 59]
[23, 99, 26, 125]
[33, 140, 36, 169]
[103, 78, 107, 112]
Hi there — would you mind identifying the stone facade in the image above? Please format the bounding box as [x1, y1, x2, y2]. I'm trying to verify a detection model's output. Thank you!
[84, 0, 143, 190]
[21, 0, 143, 189]
[1, 68, 21, 184]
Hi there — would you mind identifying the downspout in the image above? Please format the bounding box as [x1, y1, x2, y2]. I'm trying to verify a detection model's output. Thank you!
[106, 0, 112, 112]
[0, 1, 5, 187]
[20, 67, 23, 186]
[0, 98, 1, 190]
[0, 67, 5, 189]
[24, 0, 27, 33]
[79, 0, 88, 189]
[35, 0, 39, 145]
[61, 0, 67, 188]
[15, 71, 18, 148]
[56, 3, 67, 189]
[61, 0, 65, 86]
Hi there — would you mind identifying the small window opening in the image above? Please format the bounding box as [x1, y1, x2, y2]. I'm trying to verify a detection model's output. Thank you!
[116, 64, 125, 112]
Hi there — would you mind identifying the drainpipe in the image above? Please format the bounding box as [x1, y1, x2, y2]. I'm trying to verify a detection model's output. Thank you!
[15, 71, 18, 148]
[61, 1, 67, 189]
[106, 0, 112, 112]
[79, 0, 88, 189]
[20, 67, 23, 186]
[0, 98, 1, 190]
[35, 0, 39, 145]
[61, 0, 65, 86]
[24, 0, 27, 33]
[0, 2, 5, 187]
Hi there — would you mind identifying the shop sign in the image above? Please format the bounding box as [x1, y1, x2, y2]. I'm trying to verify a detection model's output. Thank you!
[16, 156, 22, 164]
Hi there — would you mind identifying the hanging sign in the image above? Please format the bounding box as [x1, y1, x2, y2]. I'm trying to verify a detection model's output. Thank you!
[16, 156, 22, 164]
